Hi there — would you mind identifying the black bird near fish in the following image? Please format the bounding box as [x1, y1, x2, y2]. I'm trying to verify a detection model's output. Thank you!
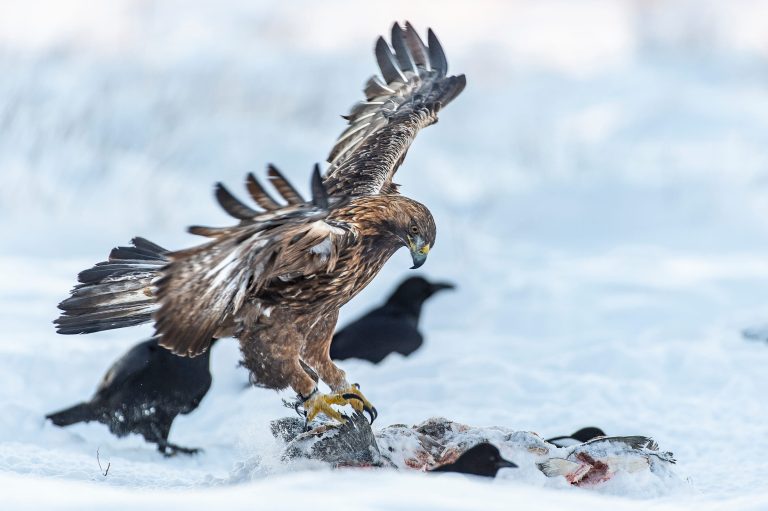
[430, 443, 517, 478]
[45, 336, 215, 456]
[545, 427, 606, 448]
[330, 276, 454, 363]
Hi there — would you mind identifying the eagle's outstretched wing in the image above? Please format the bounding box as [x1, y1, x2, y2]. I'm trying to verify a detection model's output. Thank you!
[323, 22, 466, 198]
[154, 167, 352, 357]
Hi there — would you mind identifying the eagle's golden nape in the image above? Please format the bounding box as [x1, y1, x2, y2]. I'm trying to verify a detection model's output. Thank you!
[53, 21, 465, 428]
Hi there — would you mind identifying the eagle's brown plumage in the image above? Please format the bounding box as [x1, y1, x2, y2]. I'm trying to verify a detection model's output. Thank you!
[56, 22, 464, 405]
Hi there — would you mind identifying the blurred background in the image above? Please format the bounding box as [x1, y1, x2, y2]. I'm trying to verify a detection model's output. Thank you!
[1, 0, 768, 497]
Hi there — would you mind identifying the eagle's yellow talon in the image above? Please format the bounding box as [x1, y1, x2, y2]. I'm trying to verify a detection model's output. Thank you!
[340, 385, 378, 424]
[302, 386, 377, 425]
[303, 393, 345, 424]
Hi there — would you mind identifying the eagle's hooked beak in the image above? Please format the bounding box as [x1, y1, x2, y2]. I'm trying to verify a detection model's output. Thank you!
[407, 234, 430, 269]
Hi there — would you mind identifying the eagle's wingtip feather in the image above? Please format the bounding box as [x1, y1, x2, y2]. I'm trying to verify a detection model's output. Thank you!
[426, 28, 448, 77]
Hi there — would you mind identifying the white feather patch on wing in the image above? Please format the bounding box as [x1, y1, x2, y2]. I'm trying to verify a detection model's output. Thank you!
[195, 237, 270, 317]
[305, 220, 346, 271]
[307, 220, 346, 237]
[310, 238, 332, 256]
[205, 250, 238, 285]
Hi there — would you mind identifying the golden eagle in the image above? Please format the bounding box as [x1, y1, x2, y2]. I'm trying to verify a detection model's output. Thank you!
[56, 22, 465, 424]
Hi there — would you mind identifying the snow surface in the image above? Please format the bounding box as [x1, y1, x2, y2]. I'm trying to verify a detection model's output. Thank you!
[2, 0, 768, 509]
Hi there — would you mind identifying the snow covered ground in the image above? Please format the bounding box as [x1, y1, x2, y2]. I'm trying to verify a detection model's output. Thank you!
[2, 0, 768, 508]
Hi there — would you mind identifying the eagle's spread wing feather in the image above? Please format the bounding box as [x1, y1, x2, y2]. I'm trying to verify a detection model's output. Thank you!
[216, 164, 308, 220]
[267, 164, 305, 205]
[246, 171, 283, 211]
[215, 183, 261, 220]
[323, 22, 466, 197]
[154, 168, 351, 357]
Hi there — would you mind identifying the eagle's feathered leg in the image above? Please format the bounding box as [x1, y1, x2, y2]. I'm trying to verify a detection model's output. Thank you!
[238, 307, 376, 424]
[299, 312, 378, 425]
[300, 311, 347, 390]
[238, 306, 318, 397]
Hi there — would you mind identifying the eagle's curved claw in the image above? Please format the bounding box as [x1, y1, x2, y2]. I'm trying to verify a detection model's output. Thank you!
[341, 393, 377, 424]
[341, 384, 377, 425]
[300, 385, 378, 426]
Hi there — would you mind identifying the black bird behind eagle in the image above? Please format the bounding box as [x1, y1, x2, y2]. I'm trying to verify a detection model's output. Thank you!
[46, 335, 215, 456]
[330, 276, 454, 363]
[430, 443, 517, 478]
[545, 427, 607, 448]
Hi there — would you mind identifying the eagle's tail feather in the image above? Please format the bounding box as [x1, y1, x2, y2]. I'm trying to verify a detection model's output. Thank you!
[55, 237, 168, 335]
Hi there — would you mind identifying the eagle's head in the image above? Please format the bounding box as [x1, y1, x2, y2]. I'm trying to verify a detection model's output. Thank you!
[387, 196, 436, 269]
[344, 195, 437, 269]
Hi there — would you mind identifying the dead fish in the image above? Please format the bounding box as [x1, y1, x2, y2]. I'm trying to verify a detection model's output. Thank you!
[537, 436, 676, 486]
[273, 412, 385, 467]
[270, 414, 676, 489]
[375, 423, 443, 470]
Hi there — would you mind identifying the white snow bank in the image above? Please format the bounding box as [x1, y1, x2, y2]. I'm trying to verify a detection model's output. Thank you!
[1, 470, 767, 511]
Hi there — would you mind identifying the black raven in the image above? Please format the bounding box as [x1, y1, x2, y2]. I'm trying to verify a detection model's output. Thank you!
[46, 337, 215, 456]
[545, 426, 607, 447]
[330, 276, 454, 363]
[430, 443, 517, 477]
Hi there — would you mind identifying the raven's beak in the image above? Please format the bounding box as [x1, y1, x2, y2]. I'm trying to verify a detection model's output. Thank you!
[429, 281, 455, 293]
[496, 458, 518, 469]
[408, 235, 430, 269]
